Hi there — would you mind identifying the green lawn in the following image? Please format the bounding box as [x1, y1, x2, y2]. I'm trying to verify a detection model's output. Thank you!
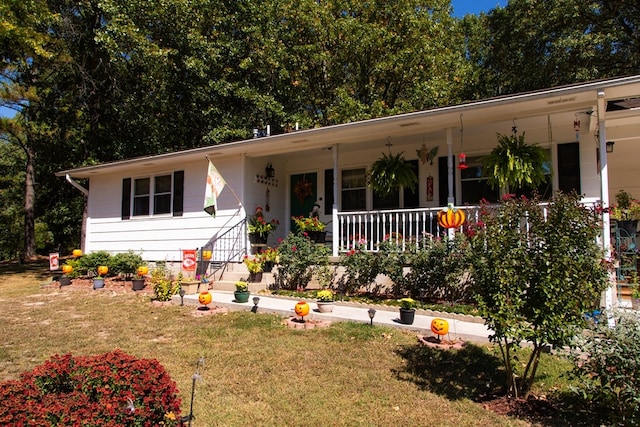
[0, 262, 592, 426]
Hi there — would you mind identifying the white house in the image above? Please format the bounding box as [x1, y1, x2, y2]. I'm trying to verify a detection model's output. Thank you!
[57, 75, 640, 268]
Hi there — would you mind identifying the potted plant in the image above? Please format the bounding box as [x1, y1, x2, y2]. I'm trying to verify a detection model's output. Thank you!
[248, 206, 279, 244]
[93, 265, 109, 289]
[59, 263, 73, 286]
[243, 255, 263, 282]
[398, 297, 417, 325]
[132, 265, 148, 291]
[610, 190, 640, 236]
[234, 280, 250, 303]
[316, 289, 335, 313]
[482, 132, 549, 194]
[368, 151, 418, 195]
[291, 215, 327, 242]
[259, 247, 279, 272]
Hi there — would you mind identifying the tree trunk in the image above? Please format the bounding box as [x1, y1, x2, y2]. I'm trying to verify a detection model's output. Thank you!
[23, 146, 36, 260]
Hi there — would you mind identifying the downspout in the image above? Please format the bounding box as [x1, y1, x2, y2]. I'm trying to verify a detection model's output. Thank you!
[332, 144, 339, 257]
[597, 89, 616, 328]
[65, 174, 89, 196]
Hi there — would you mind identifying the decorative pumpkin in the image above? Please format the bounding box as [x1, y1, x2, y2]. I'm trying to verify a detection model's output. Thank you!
[97, 265, 109, 276]
[198, 291, 212, 306]
[202, 250, 212, 260]
[61, 264, 73, 275]
[137, 266, 149, 276]
[437, 207, 466, 229]
[294, 301, 310, 318]
[72, 249, 82, 257]
[431, 318, 449, 336]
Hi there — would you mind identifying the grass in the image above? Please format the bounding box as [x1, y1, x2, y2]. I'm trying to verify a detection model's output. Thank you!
[0, 262, 590, 426]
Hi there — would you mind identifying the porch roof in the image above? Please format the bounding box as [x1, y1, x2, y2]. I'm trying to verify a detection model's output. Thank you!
[57, 75, 640, 179]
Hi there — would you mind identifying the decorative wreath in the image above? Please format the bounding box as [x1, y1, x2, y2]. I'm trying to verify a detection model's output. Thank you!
[293, 178, 314, 204]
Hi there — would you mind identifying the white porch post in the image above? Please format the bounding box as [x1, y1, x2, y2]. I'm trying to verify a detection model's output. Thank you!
[446, 127, 454, 205]
[598, 89, 617, 328]
[332, 144, 339, 257]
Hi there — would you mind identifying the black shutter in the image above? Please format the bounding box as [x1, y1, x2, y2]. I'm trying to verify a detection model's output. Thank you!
[121, 178, 131, 220]
[324, 168, 333, 215]
[173, 170, 184, 216]
[557, 143, 581, 195]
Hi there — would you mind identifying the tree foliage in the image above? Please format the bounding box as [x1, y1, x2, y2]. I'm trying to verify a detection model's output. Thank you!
[469, 192, 609, 398]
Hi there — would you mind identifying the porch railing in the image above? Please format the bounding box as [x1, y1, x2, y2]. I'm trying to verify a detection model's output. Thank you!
[197, 218, 247, 280]
[335, 201, 599, 252]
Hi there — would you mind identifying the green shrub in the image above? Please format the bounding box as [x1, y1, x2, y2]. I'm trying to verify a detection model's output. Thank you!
[151, 263, 181, 301]
[110, 250, 144, 278]
[570, 312, 640, 425]
[274, 233, 330, 290]
[77, 250, 112, 277]
[337, 241, 381, 295]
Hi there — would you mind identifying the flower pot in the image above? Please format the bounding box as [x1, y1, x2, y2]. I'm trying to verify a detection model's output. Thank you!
[132, 279, 146, 291]
[249, 233, 268, 245]
[58, 276, 71, 286]
[93, 278, 105, 289]
[263, 261, 274, 273]
[181, 281, 202, 295]
[317, 301, 335, 313]
[399, 308, 415, 325]
[632, 298, 640, 310]
[234, 290, 250, 303]
[308, 231, 327, 243]
[248, 272, 263, 283]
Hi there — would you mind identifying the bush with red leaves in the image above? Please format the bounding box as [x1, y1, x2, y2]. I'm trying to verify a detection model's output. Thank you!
[0, 349, 181, 426]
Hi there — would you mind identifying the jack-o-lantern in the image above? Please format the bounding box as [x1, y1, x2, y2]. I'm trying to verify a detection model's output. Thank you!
[72, 249, 82, 257]
[202, 250, 212, 260]
[294, 301, 310, 318]
[431, 318, 449, 336]
[198, 291, 212, 306]
[97, 265, 109, 276]
[437, 207, 466, 229]
[137, 266, 149, 276]
[62, 264, 73, 275]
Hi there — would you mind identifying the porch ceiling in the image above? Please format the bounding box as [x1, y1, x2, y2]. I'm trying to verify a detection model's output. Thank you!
[58, 75, 640, 178]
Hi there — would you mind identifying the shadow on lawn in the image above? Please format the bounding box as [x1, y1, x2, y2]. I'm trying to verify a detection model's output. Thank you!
[394, 343, 602, 427]
[0, 259, 52, 278]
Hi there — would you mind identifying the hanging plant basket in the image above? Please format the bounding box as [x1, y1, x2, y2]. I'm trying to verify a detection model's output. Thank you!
[368, 152, 418, 196]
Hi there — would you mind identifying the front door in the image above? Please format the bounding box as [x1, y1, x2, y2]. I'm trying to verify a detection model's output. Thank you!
[290, 173, 317, 232]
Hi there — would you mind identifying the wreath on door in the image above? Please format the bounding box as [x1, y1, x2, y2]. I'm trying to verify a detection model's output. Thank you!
[293, 177, 313, 204]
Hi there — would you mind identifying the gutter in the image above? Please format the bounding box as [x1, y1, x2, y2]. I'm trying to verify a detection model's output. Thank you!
[65, 174, 89, 196]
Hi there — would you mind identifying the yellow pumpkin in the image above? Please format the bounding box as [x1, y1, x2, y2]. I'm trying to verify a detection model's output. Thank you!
[202, 250, 212, 260]
[62, 264, 73, 274]
[437, 207, 466, 229]
[431, 318, 449, 336]
[72, 249, 82, 257]
[198, 291, 212, 306]
[294, 301, 310, 317]
[137, 266, 149, 276]
[97, 265, 109, 276]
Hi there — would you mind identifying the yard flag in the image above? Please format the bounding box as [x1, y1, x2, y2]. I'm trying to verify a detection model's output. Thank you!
[204, 160, 226, 217]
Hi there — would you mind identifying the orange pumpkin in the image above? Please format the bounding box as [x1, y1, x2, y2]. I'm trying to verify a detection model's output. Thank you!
[97, 265, 109, 276]
[431, 318, 449, 336]
[72, 249, 82, 257]
[62, 264, 73, 275]
[202, 250, 212, 260]
[137, 266, 149, 276]
[198, 291, 212, 306]
[437, 207, 466, 229]
[294, 301, 310, 317]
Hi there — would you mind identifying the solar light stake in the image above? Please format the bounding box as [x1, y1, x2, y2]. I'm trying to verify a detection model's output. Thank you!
[179, 289, 186, 306]
[368, 308, 376, 326]
[181, 357, 204, 427]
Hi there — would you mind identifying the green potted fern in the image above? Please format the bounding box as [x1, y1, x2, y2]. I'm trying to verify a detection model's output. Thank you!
[369, 152, 418, 196]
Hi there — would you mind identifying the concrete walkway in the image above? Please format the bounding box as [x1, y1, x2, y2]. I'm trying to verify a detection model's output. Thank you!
[175, 291, 492, 344]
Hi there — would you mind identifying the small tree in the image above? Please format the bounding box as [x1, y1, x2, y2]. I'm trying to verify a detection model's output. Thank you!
[469, 192, 609, 398]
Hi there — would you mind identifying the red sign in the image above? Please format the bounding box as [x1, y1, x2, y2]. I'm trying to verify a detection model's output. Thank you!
[182, 249, 197, 271]
[49, 253, 60, 271]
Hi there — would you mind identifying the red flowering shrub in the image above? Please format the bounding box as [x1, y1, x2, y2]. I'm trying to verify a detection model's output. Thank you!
[0, 350, 181, 426]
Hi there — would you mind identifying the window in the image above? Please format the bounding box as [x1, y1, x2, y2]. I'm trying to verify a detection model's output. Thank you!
[341, 168, 366, 211]
[460, 156, 499, 204]
[122, 171, 184, 219]
[372, 160, 419, 209]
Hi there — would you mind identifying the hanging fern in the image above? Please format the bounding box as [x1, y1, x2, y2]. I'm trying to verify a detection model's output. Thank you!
[368, 152, 418, 196]
[482, 132, 549, 192]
